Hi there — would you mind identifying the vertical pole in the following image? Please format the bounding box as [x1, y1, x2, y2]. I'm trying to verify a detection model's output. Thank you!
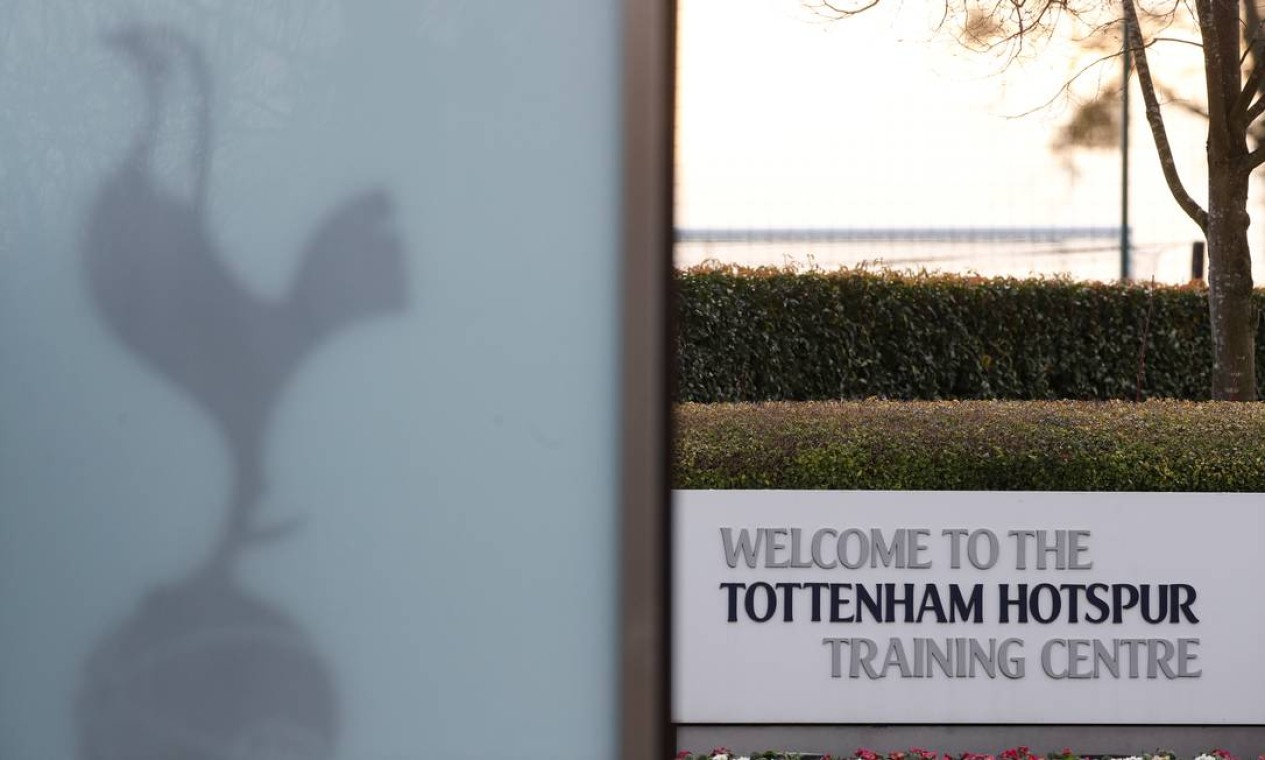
[1192, 240, 1206, 281]
[1121, 21, 1132, 282]
[621, 0, 674, 757]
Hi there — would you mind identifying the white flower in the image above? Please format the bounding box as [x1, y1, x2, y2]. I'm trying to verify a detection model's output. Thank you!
[713, 755, 729, 760]
[1195, 754, 1218, 760]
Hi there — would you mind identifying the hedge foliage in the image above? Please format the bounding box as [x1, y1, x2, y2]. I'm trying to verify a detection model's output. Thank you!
[676, 268, 1265, 402]
[675, 401, 1265, 491]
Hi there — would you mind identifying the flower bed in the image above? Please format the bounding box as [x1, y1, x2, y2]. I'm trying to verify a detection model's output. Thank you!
[675, 747, 1257, 760]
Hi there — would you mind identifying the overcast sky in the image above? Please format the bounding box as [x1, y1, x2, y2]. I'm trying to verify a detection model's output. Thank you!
[674, 0, 1244, 283]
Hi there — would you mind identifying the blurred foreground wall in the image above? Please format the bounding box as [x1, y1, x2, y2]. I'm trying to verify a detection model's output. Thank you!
[0, 2, 623, 758]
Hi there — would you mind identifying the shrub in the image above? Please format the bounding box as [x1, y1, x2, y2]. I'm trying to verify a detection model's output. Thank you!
[675, 268, 1251, 402]
[674, 400, 1265, 491]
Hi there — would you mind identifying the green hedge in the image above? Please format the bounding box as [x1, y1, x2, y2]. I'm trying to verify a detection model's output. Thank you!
[675, 401, 1265, 491]
[676, 268, 1265, 402]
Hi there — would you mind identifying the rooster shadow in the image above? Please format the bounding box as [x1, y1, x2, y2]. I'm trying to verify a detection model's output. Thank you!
[76, 23, 409, 760]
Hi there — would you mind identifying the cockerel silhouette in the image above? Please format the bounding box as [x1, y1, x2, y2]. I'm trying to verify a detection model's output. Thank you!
[85, 24, 407, 572]
[77, 23, 408, 759]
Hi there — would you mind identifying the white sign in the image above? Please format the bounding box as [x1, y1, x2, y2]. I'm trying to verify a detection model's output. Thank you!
[673, 490, 1265, 724]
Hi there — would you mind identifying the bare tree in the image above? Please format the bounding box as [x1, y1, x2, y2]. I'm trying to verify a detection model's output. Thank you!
[817, 0, 1263, 401]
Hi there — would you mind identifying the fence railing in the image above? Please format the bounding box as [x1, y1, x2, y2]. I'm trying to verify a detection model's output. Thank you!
[674, 226, 1123, 244]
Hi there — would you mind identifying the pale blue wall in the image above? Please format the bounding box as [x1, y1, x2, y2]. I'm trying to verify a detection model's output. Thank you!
[0, 2, 621, 758]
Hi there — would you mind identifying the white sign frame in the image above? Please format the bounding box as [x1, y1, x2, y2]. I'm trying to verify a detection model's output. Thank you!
[673, 490, 1265, 725]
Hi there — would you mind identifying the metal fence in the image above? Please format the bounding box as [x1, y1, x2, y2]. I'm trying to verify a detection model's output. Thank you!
[674, 226, 1201, 283]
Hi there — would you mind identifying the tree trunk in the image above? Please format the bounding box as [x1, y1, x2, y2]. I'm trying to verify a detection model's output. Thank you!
[1198, 0, 1258, 401]
[1205, 166, 1257, 400]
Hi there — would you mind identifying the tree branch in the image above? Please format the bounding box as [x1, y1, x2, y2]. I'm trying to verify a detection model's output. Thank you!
[1155, 81, 1210, 120]
[1245, 92, 1265, 125]
[1246, 1, 1265, 61]
[1237, 3, 1265, 136]
[1244, 142, 1265, 170]
[1150, 35, 1204, 51]
[1122, 0, 1208, 230]
[1235, 5, 1265, 128]
[1235, 59, 1265, 119]
[809, 0, 881, 18]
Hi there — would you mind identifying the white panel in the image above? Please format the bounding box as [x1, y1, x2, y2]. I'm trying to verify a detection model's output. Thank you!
[674, 490, 1265, 724]
[0, 2, 623, 758]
